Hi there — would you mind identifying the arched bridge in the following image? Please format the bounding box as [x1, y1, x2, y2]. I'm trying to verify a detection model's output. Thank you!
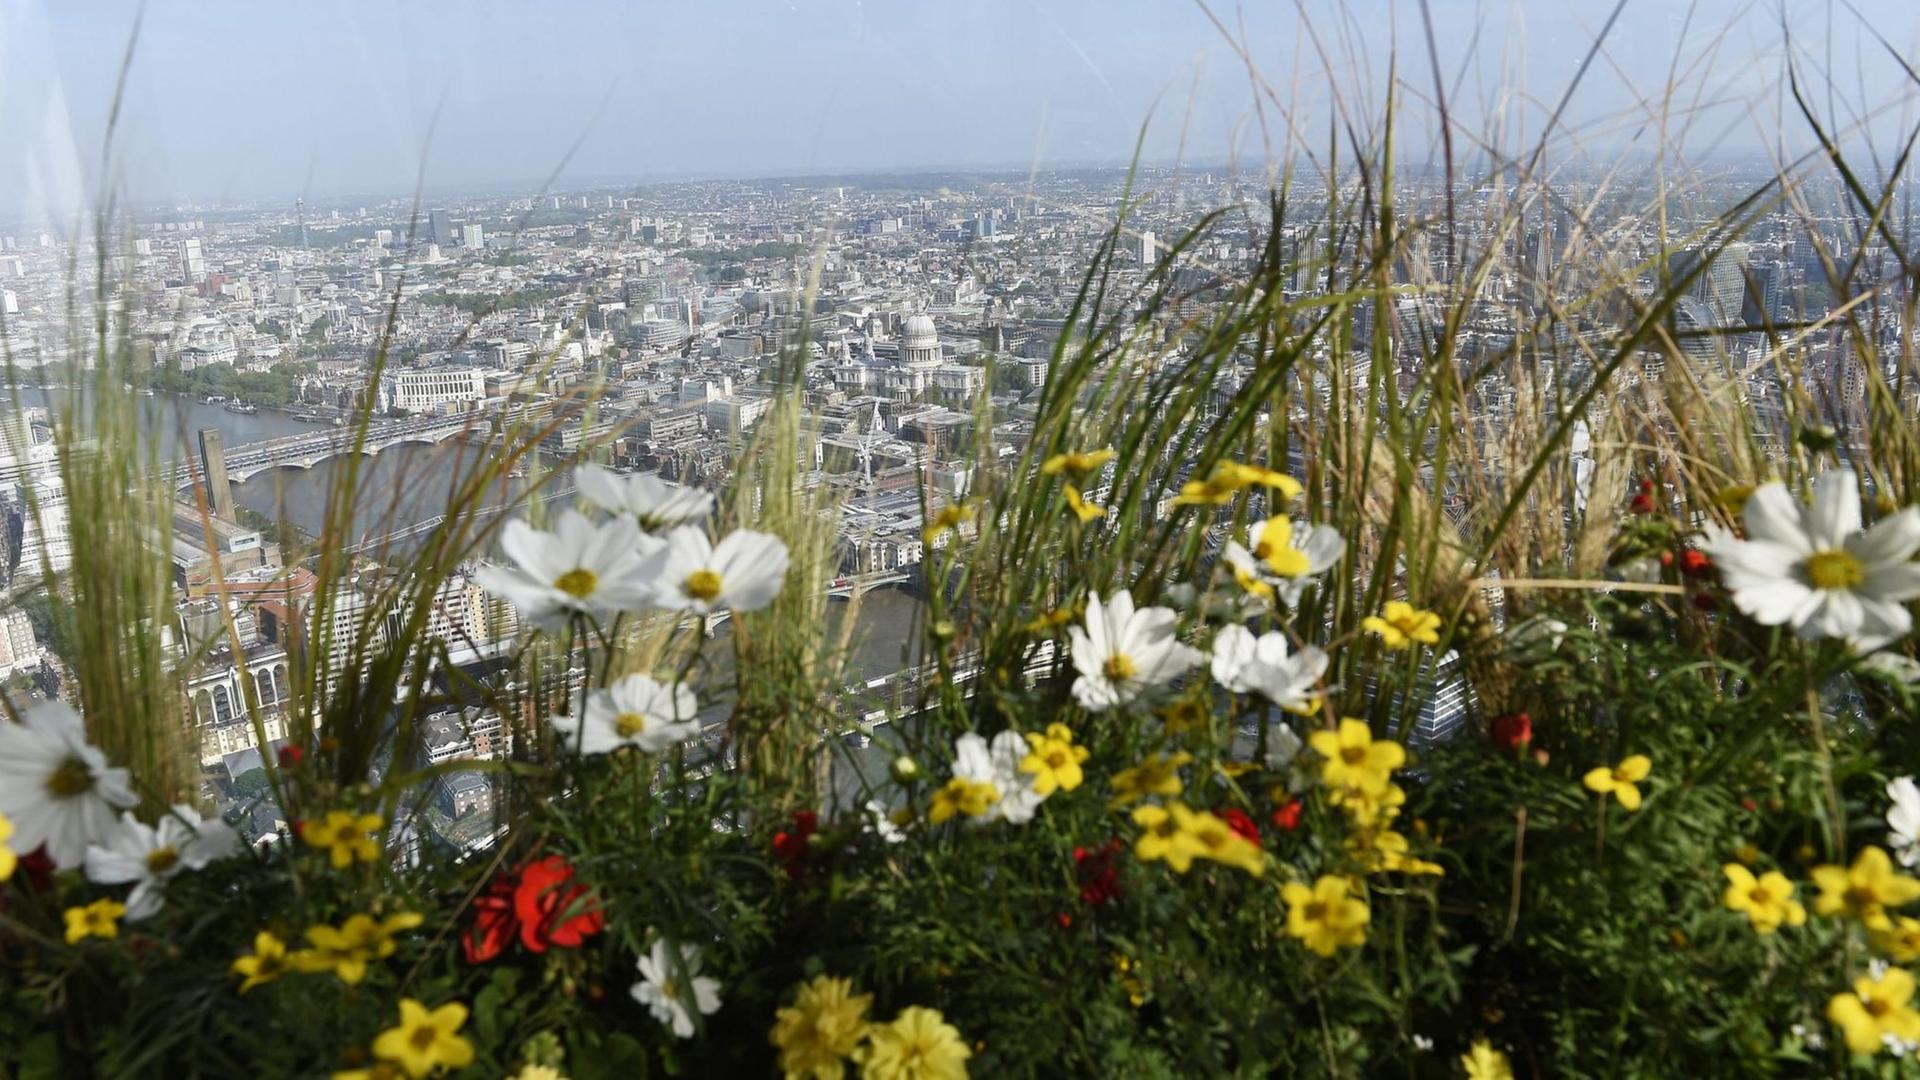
[176, 414, 479, 488]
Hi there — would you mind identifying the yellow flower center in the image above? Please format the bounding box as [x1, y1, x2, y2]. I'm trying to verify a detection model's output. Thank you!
[684, 568, 724, 602]
[614, 712, 648, 738]
[1341, 746, 1368, 765]
[45, 758, 92, 798]
[1846, 884, 1878, 907]
[1104, 653, 1136, 682]
[554, 567, 599, 599]
[1303, 901, 1326, 921]
[1805, 549, 1864, 589]
[410, 1024, 439, 1051]
[1045, 747, 1070, 768]
[146, 846, 180, 875]
[1866, 996, 1892, 1019]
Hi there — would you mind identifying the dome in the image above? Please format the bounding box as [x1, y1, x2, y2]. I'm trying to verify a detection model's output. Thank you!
[902, 314, 938, 348]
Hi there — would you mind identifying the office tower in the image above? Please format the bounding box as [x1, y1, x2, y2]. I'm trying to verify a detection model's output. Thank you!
[462, 223, 484, 249]
[1137, 230, 1156, 264]
[181, 238, 206, 280]
[429, 209, 454, 247]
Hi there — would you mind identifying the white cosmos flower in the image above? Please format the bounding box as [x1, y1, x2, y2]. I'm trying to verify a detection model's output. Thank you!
[1701, 469, 1920, 641]
[0, 701, 138, 869]
[1068, 591, 1203, 711]
[84, 804, 241, 920]
[1209, 624, 1328, 712]
[475, 509, 665, 630]
[562, 674, 699, 755]
[575, 463, 715, 532]
[630, 935, 723, 1039]
[952, 731, 1045, 824]
[1888, 776, 1920, 870]
[862, 799, 905, 844]
[649, 527, 790, 615]
[1222, 516, 1345, 606]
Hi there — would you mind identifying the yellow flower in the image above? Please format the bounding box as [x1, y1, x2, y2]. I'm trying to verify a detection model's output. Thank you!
[771, 973, 873, 1080]
[1019, 724, 1090, 796]
[1828, 967, 1920, 1056]
[1348, 829, 1443, 876]
[1174, 462, 1302, 506]
[1582, 754, 1652, 811]
[294, 911, 424, 985]
[1156, 697, 1209, 737]
[855, 1006, 970, 1080]
[1361, 600, 1442, 650]
[1063, 485, 1106, 523]
[1022, 604, 1080, 635]
[1309, 719, 1405, 797]
[1873, 917, 1920, 963]
[1132, 803, 1201, 872]
[922, 503, 973, 545]
[0, 811, 15, 882]
[1176, 805, 1264, 877]
[505, 1068, 565, 1080]
[1812, 846, 1920, 930]
[1328, 781, 1406, 828]
[332, 1065, 406, 1080]
[1109, 752, 1192, 808]
[1282, 874, 1369, 956]
[64, 898, 127, 945]
[928, 778, 997, 824]
[1040, 448, 1115, 478]
[304, 809, 386, 869]
[370, 998, 474, 1079]
[231, 930, 293, 993]
[1721, 864, 1806, 935]
[1461, 1039, 1514, 1080]
[1247, 515, 1311, 578]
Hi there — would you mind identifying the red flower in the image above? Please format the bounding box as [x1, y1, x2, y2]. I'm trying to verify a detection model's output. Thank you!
[513, 855, 604, 954]
[1629, 493, 1654, 514]
[772, 809, 820, 881]
[1056, 912, 1074, 930]
[1074, 838, 1125, 907]
[1691, 592, 1719, 612]
[1270, 798, 1303, 832]
[277, 744, 305, 769]
[1491, 712, 1533, 751]
[1741, 797, 1759, 813]
[462, 872, 519, 964]
[1219, 807, 1260, 844]
[1677, 549, 1713, 578]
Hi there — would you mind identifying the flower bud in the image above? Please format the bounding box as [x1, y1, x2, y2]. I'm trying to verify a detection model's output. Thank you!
[890, 755, 920, 783]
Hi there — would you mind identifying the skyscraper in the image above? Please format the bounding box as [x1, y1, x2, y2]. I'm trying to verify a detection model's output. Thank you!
[429, 209, 454, 247]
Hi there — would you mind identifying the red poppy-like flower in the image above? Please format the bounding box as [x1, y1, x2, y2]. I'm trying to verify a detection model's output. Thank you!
[1491, 712, 1533, 751]
[1629, 493, 1655, 514]
[1270, 798, 1303, 832]
[513, 855, 604, 954]
[1677, 549, 1713, 578]
[277, 744, 305, 769]
[1075, 837, 1125, 906]
[1219, 807, 1260, 844]
[772, 810, 820, 880]
[461, 871, 519, 964]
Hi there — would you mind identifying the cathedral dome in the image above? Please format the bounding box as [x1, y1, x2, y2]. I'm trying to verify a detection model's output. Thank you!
[902, 313, 938, 349]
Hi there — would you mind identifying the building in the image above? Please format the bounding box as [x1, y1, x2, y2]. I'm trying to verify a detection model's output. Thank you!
[429, 209, 454, 247]
[188, 643, 293, 767]
[3, 472, 71, 580]
[378, 368, 488, 413]
[0, 608, 40, 678]
[462, 223, 484, 250]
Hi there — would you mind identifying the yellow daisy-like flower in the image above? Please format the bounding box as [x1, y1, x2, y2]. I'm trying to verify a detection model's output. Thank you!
[1309, 719, 1405, 797]
[921, 502, 973, 545]
[1132, 802, 1201, 873]
[1022, 603, 1081, 635]
[1328, 781, 1406, 828]
[64, 898, 127, 945]
[1040, 448, 1116, 478]
[1828, 967, 1920, 1056]
[1348, 828, 1444, 877]
[1247, 515, 1311, 578]
[855, 1006, 971, 1080]
[0, 811, 16, 882]
[1282, 874, 1369, 956]
[303, 809, 386, 869]
[1582, 755, 1652, 811]
[1176, 805, 1264, 877]
[369, 998, 474, 1079]
[1063, 485, 1106, 523]
[1811, 846, 1920, 930]
[231, 930, 293, 993]
[1108, 752, 1192, 808]
[1019, 723, 1090, 796]
[1461, 1039, 1514, 1080]
[770, 973, 873, 1080]
[1361, 600, 1442, 650]
[1156, 697, 1209, 737]
[1721, 864, 1806, 935]
[928, 778, 997, 824]
[1174, 462, 1302, 506]
[1873, 917, 1920, 963]
[293, 911, 424, 986]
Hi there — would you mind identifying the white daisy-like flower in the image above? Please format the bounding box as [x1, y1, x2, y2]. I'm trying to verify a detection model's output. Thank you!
[1209, 624, 1328, 712]
[1701, 469, 1920, 641]
[862, 799, 905, 844]
[562, 674, 699, 755]
[83, 804, 241, 920]
[0, 701, 138, 869]
[575, 463, 715, 532]
[1888, 776, 1920, 870]
[952, 731, 1045, 824]
[630, 935, 723, 1039]
[649, 527, 790, 615]
[1222, 516, 1345, 606]
[1862, 651, 1920, 686]
[1068, 591, 1202, 711]
[475, 509, 666, 630]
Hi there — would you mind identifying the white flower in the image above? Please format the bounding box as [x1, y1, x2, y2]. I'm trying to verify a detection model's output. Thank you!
[1412, 1034, 1435, 1052]
[562, 674, 699, 755]
[576, 464, 714, 532]
[630, 935, 722, 1039]
[1507, 614, 1569, 651]
[83, 804, 241, 920]
[475, 509, 666, 630]
[1862, 651, 1920, 686]
[0, 701, 138, 869]
[1263, 721, 1306, 774]
[1068, 591, 1202, 711]
[952, 731, 1045, 824]
[1222, 516, 1345, 606]
[649, 527, 790, 615]
[1701, 469, 1920, 641]
[862, 799, 904, 843]
[1888, 776, 1920, 870]
[1209, 624, 1328, 712]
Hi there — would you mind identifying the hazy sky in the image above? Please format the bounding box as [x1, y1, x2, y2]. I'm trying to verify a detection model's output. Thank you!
[4, 0, 1919, 219]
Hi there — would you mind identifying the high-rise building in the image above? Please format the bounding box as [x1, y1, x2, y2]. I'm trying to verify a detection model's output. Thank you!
[429, 209, 454, 247]
[180, 237, 206, 280]
[1137, 230, 1157, 264]
[462, 223, 484, 249]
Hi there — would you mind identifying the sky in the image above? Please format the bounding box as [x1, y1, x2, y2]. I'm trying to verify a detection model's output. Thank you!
[3, 0, 1919, 221]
